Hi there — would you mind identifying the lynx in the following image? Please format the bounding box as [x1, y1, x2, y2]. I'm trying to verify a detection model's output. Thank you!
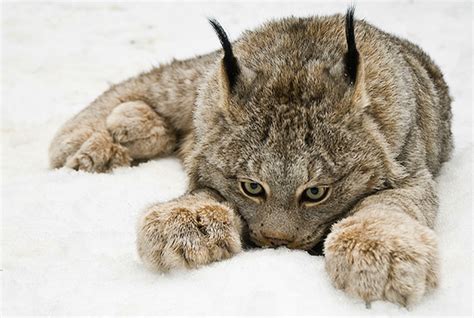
[49, 9, 452, 307]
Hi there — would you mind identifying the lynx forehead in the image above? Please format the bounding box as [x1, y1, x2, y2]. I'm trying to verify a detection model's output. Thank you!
[49, 8, 452, 307]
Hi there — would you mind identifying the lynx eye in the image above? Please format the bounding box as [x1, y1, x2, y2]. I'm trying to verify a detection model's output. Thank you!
[301, 186, 330, 205]
[240, 181, 265, 199]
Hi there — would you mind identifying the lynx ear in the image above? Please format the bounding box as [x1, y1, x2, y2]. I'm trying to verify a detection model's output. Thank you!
[344, 7, 359, 85]
[344, 7, 369, 108]
[208, 19, 240, 92]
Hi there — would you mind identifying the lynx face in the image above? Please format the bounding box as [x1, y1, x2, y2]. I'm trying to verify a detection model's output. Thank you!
[193, 74, 386, 250]
[188, 16, 392, 251]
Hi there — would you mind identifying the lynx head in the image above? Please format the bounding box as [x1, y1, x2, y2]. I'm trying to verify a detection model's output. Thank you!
[189, 9, 394, 252]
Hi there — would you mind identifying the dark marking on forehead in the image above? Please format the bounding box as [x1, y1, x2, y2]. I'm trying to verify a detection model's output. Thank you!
[304, 132, 314, 147]
[307, 151, 338, 181]
[304, 116, 315, 147]
[258, 115, 272, 145]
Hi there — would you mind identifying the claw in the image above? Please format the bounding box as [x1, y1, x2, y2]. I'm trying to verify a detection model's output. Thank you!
[365, 301, 371, 309]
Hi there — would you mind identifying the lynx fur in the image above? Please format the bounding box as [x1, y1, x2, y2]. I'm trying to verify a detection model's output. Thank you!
[49, 9, 452, 307]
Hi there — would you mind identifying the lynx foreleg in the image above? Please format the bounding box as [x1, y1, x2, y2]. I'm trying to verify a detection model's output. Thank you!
[324, 169, 439, 307]
[137, 191, 243, 272]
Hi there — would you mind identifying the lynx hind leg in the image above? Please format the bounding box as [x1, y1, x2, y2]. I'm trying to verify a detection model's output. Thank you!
[50, 124, 131, 173]
[49, 125, 95, 169]
[106, 101, 177, 160]
[65, 131, 132, 173]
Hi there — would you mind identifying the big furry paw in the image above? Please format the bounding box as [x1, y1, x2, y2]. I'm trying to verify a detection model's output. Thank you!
[324, 209, 438, 308]
[137, 193, 243, 272]
[65, 132, 131, 172]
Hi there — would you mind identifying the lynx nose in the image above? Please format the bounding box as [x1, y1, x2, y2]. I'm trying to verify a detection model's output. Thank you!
[261, 230, 294, 247]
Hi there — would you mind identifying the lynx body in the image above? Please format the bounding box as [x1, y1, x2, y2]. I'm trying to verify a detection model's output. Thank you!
[49, 11, 452, 307]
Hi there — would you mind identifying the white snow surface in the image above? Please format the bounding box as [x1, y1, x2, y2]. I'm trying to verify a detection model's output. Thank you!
[2, 1, 472, 315]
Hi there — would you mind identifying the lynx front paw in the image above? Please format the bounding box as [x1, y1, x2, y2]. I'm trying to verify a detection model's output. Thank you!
[137, 193, 243, 272]
[324, 209, 438, 308]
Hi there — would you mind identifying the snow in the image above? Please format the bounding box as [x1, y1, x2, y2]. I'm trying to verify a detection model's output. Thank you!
[1, 0, 472, 315]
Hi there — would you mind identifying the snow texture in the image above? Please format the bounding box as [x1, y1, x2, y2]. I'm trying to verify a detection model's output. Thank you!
[2, 1, 472, 315]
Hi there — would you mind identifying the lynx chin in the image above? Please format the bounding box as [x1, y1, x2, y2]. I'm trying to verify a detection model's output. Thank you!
[49, 8, 452, 308]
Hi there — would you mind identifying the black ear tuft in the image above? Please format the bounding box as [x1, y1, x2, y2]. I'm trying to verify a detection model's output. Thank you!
[344, 6, 359, 85]
[208, 18, 240, 90]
